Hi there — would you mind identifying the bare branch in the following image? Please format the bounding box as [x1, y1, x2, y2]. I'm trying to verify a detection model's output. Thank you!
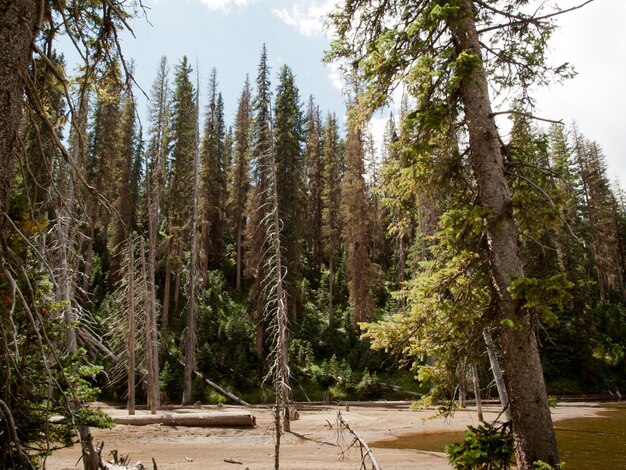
[490, 110, 563, 125]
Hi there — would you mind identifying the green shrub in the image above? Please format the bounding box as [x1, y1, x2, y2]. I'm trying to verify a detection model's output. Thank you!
[445, 422, 514, 470]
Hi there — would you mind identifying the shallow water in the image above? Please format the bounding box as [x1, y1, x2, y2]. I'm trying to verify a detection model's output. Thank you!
[370, 403, 626, 470]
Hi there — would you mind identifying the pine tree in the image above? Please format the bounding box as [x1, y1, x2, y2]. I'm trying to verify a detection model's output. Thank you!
[200, 68, 227, 280]
[327, 1, 588, 464]
[140, 57, 171, 414]
[341, 109, 373, 323]
[273, 64, 306, 322]
[305, 96, 323, 276]
[321, 113, 342, 324]
[163, 56, 197, 320]
[83, 59, 123, 293]
[228, 77, 253, 291]
[573, 129, 624, 299]
[245, 44, 273, 356]
[110, 89, 137, 282]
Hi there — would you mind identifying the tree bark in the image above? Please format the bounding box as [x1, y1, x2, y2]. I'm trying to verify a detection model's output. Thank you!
[450, 2, 559, 467]
[183, 76, 200, 406]
[140, 237, 160, 413]
[127, 237, 136, 415]
[112, 412, 255, 427]
[162, 233, 173, 326]
[471, 364, 483, 422]
[0, 0, 40, 222]
[483, 328, 511, 421]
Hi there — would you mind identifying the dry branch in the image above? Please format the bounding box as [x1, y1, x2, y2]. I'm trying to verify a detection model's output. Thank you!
[336, 411, 381, 470]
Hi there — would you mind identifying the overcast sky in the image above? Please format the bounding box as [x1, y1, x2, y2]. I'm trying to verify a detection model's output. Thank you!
[116, 0, 624, 183]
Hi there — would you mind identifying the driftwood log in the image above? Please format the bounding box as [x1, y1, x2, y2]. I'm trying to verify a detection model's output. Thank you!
[112, 412, 255, 427]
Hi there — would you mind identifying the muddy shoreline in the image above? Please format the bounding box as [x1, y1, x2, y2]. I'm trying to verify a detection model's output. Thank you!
[47, 402, 612, 470]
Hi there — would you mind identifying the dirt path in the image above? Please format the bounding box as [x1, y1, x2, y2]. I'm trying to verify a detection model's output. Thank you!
[46, 402, 608, 470]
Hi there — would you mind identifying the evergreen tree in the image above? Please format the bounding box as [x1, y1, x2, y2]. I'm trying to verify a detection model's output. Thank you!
[321, 113, 343, 324]
[573, 129, 624, 300]
[327, 1, 587, 465]
[341, 109, 373, 323]
[245, 44, 273, 356]
[228, 77, 253, 291]
[110, 89, 137, 282]
[143, 56, 170, 410]
[273, 64, 306, 322]
[83, 59, 123, 293]
[163, 56, 197, 320]
[200, 68, 227, 279]
[305, 96, 324, 276]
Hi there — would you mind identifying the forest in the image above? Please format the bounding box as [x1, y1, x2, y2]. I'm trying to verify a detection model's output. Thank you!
[1, 1, 625, 470]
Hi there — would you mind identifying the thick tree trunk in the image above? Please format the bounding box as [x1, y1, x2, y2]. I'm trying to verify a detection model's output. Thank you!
[112, 412, 255, 427]
[0, 0, 39, 222]
[451, 2, 559, 467]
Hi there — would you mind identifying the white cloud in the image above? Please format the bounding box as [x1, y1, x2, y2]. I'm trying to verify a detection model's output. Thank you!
[199, 0, 255, 11]
[273, 0, 336, 37]
[326, 61, 344, 93]
[532, 1, 626, 184]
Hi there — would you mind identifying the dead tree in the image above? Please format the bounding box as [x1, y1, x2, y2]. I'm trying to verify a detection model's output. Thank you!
[259, 110, 291, 470]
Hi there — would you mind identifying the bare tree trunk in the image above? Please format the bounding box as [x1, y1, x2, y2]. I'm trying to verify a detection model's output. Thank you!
[235, 219, 243, 291]
[173, 241, 182, 314]
[483, 329, 511, 421]
[397, 233, 406, 314]
[162, 233, 173, 326]
[140, 237, 160, 413]
[183, 72, 200, 406]
[82, 216, 96, 295]
[127, 237, 136, 415]
[471, 364, 483, 422]
[457, 361, 467, 409]
[328, 257, 334, 325]
[451, 2, 558, 466]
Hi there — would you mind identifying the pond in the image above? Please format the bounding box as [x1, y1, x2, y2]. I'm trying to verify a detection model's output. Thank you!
[369, 403, 626, 469]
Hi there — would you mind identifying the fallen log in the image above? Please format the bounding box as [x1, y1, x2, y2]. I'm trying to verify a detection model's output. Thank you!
[192, 369, 249, 406]
[168, 352, 249, 406]
[112, 412, 256, 427]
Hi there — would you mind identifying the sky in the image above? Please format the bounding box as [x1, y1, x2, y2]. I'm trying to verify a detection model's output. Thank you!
[111, 0, 625, 183]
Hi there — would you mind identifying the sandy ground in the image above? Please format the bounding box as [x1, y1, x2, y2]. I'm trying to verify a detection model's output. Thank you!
[45, 401, 608, 470]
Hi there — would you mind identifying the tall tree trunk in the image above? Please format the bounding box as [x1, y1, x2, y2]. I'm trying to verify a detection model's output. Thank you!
[173, 241, 182, 313]
[451, 2, 558, 467]
[82, 217, 96, 295]
[471, 364, 483, 422]
[328, 257, 334, 325]
[183, 71, 201, 406]
[397, 233, 406, 314]
[235, 218, 243, 291]
[483, 329, 511, 421]
[141, 237, 160, 413]
[0, 0, 40, 221]
[457, 361, 467, 409]
[162, 233, 173, 326]
[127, 237, 136, 415]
